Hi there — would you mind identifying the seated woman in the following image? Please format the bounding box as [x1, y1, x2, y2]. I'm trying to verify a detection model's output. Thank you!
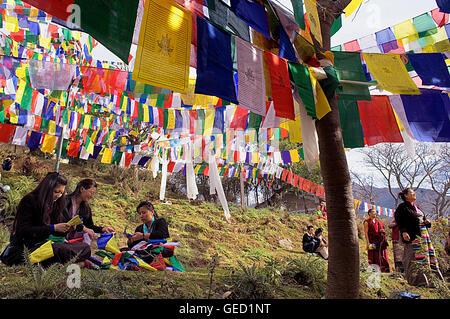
[126, 201, 171, 263]
[314, 228, 328, 260]
[1, 172, 91, 267]
[63, 179, 115, 243]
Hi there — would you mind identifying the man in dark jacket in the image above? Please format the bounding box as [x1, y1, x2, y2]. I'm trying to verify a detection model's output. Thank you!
[302, 225, 320, 253]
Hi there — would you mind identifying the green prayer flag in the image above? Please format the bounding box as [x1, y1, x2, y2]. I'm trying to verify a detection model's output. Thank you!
[333, 51, 371, 101]
[21, 83, 34, 110]
[169, 256, 185, 272]
[413, 13, 438, 39]
[290, 0, 305, 30]
[337, 99, 365, 148]
[319, 66, 340, 99]
[288, 62, 316, 117]
[331, 14, 342, 37]
[111, 150, 123, 165]
[196, 109, 205, 135]
[247, 112, 262, 132]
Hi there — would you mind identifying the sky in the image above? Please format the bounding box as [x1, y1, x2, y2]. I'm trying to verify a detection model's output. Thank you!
[92, 0, 441, 187]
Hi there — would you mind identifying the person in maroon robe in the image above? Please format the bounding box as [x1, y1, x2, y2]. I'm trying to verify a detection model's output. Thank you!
[364, 208, 391, 273]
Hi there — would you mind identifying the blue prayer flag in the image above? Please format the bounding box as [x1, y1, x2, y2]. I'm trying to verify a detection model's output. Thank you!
[195, 16, 238, 104]
[400, 89, 450, 142]
[436, 0, 450, 13]
[27, 131, 42, 149]
[407, 53, 450, 87]
[230, 0, 270, 39]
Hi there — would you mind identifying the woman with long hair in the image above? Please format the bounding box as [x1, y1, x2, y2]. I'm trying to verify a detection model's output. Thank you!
[394, 188, 444, 287]
[1, 172, 91, 266]
[126, 201, 171, 264]
[63, 178, 114, 243]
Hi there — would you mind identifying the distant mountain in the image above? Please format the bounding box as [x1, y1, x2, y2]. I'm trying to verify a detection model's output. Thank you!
[352, 185, 448, 216]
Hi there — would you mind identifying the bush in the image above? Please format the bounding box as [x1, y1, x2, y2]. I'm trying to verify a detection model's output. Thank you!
[228, 260, 281, 299]
[283, 254, 328, 296]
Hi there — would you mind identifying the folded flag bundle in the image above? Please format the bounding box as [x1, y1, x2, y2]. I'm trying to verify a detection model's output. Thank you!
[94, 235, 185, 272]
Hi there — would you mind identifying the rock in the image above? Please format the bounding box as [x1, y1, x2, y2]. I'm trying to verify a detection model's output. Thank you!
[279, 239, 293, 250]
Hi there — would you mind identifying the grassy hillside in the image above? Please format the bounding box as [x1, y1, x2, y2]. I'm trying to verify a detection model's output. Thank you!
[0, 153, 449, 299]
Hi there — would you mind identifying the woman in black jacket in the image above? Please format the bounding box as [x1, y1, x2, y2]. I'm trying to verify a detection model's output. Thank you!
[127, 201, 169, 249]
[63, 179, 115, 242]
[394, 188, 444, 286]
[126, 201, 171, 264]
[1, 172, 91, 267]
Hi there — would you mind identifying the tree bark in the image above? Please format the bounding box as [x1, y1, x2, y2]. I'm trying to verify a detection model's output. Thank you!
[314, 0, 360, 298]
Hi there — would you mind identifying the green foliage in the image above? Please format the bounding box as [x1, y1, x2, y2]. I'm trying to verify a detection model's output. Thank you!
[0, 175, 36, 226]
[283, 254, 328, 296]
[228, 260, 281, 299]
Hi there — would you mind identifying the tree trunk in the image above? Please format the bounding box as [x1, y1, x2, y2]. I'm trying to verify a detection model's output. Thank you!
[314, 0, 360, 298]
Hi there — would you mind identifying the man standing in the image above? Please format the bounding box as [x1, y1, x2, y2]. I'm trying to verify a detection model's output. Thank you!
[364, 209, 391, 273]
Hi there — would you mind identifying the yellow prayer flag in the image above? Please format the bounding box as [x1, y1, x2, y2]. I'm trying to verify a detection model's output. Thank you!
[203, 108, 215, 136]
[393, 20, 419, 46]
[5, 15, 19, 32]
[308, 67, 331, 120]
[167, 109, 176, 130]
[48, 120, 56, 136]
[362, 53, 420, 95]
[289, 149, 300, 163]
[14, 80, 26, 105]
[83, 115, 91, 129]
[39, 37, 51, 50]
[344, 0, 364, 17]
[251, 152, 259, 164]
[9, 111, 18, 124]
[280, 115, 302, 143]
[41, 134, 57, 153]
[101, 148, 113, 164]
[304, 0, 322, 46]
[29, 241, 54, 264]
[132, 0, 192, 93]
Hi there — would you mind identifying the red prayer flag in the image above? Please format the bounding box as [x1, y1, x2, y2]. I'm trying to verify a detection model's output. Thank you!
[67, 140, 81, 157]
[0, 123, 15, 143]
[357, 95, 403, 146]
[230, 106, 249, 130]
[264, 51, 295, 120]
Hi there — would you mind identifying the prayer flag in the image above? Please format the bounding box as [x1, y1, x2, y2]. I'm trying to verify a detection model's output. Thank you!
[265, 51, 295, 120]
[27, 130, 42, 148]
[29, 240, 54, 264]
[304, 0, 322, 46]
[24, 0, 139, 63]
[333, 51, 371, 100]
[230, 0, 270, 39]
[195, 16, 238, 104]
[235, 36, 266, 116]
[362, 53, 420, 95]
[400, 90, 450, 142]
[408, 53, 450, 87]
[337, 99, 365, 148]
[393, 20, 419, 46]
[101, 147, 113, 164]
[357, 96, 404, 146]
[288, 62, 316, 116]
[132, 0, 191, 94]
[436, 0, 450, 13]
[0, 123, 16, 144]
[28, 60, 75, 91]
[97, 233, 121, 254]
[344, 0, 364, 17]
[41, 134, 57, 153]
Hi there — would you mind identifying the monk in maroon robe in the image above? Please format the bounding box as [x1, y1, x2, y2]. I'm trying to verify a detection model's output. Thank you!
[364, 208, 391, 273]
